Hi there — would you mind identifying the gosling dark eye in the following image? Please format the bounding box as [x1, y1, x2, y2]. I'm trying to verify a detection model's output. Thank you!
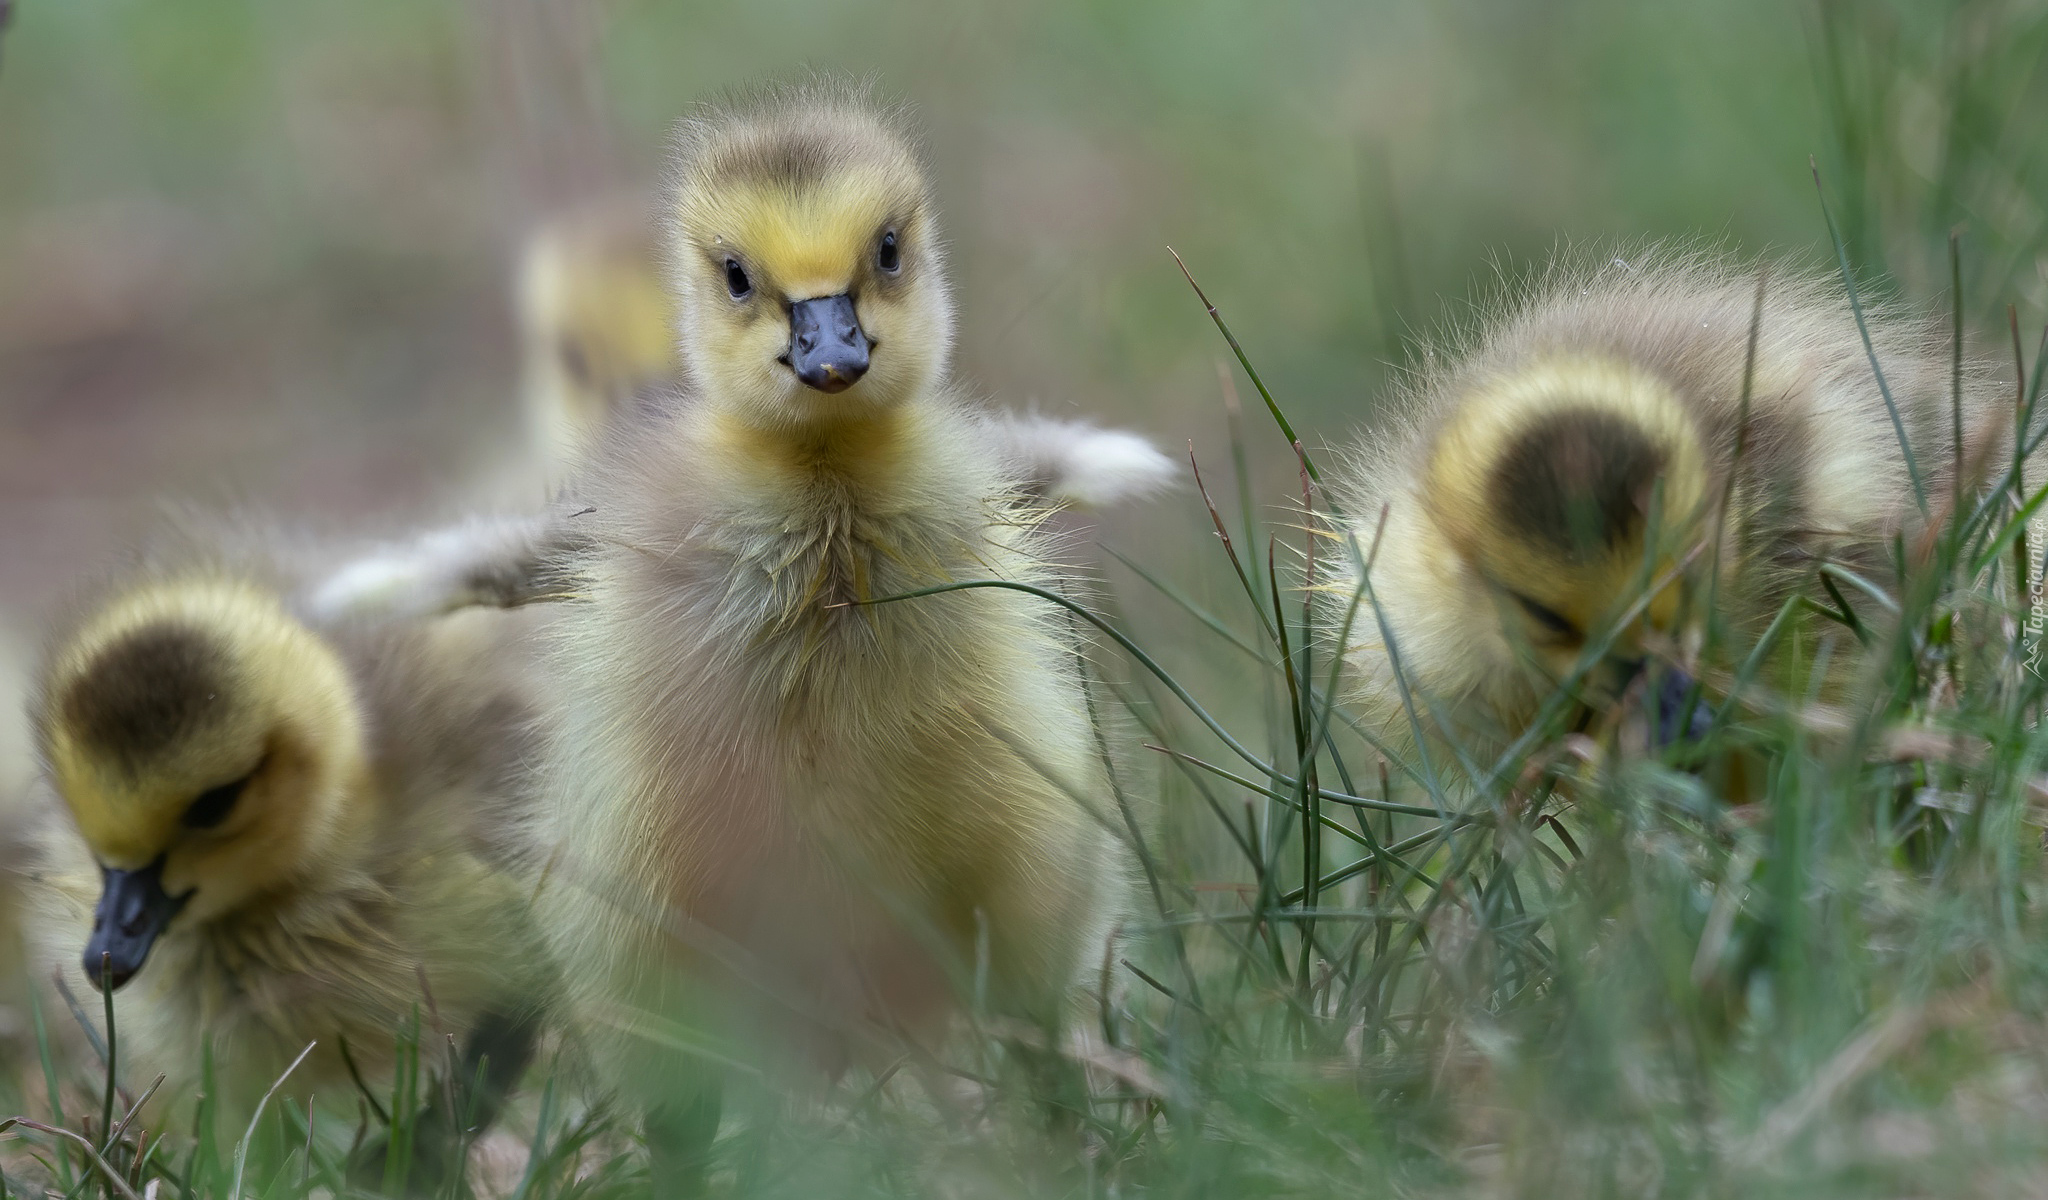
[182, 770, 253, 831]
[877, 230, 900, 274]
[1510, 593, 1580, 642]
[724, 257, 752, 300]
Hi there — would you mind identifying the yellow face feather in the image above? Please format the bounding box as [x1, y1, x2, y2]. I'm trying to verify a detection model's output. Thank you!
[700, 173, 901, 297]
[1421, 356, 1712, 684]
[37, 578, 369, 926]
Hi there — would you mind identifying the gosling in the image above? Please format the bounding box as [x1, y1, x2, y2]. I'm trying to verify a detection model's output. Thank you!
[28, 558, 554, 1154]
[530, 82, 1129, 1182]
[1329, 250, 2000, 777]
[518, 197, 681, 477]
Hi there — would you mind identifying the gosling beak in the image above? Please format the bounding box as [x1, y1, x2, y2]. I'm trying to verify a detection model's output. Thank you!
[1652, 667, 1713, 748]
[786, 294, 870, 394]
[84, 855, 191, 991]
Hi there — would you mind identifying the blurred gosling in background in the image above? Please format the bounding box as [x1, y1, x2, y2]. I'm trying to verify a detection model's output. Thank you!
[1329, 250, 2003, 780]
[530, 83, 1132, 1191]
[27, 541, 556, 1171]
[518, 197, 680, 479]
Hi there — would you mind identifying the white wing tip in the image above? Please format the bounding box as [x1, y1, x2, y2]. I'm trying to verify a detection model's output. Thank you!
[304, 557, 428, 623]
[302, 515, 542, 623]
[1045, 429, 1178, 509]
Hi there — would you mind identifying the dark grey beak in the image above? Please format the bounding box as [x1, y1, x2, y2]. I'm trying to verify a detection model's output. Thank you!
[85, 855, 190, 991]
[1652, 667, 1713, 747]
[786, 294, 870, 393]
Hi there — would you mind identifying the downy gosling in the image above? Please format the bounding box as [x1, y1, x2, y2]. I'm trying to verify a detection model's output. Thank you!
[518, 197, 681, 477]
[29, 557, 555, 1154]
[1329, 251, 2001, 780]
[531, 82, 1130, 1181]
[518, 195, 1173, 503]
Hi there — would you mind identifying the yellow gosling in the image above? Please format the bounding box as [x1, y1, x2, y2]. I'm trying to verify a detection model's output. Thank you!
[28, 564, 554, 1169]
[518, 197, 681, 477]
[1328, 251, 2003, 780]
[530, 82, 1132, 1190]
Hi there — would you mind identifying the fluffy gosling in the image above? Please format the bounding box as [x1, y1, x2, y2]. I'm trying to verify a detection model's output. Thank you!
[518, 197, 681, 477]
[29, 562, 553, 1151]
[530, 83, 1130, 1183]
[1328, 251, 2001, 777]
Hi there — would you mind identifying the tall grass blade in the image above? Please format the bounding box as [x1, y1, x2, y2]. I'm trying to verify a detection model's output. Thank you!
[1812, 157, 1929, 515]
[1170, 248, 1320, 483]
[230, 1044, 313, 1200]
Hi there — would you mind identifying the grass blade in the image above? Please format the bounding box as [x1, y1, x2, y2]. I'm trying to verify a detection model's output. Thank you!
[1812, 156, 1929, 516]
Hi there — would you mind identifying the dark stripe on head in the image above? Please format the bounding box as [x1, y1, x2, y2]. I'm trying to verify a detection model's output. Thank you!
[1488, 409, 1667, 560]
[61, 624, 233, 771]
[704, 129, 843, 191]
[673, 81, 924, 199]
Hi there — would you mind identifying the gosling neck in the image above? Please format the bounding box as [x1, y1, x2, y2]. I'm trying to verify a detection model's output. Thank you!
[706, 398, 928, 498]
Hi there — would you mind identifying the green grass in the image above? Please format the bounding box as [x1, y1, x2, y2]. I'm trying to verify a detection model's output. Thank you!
[7, 1, 2048, 1197]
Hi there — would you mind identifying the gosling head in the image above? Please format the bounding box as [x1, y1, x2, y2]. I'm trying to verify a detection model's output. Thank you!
[1421, 357, 1713, 734]
[34, 579, 368, 990]
[518, 205, 678, 456]
[666, 84, 952, 429]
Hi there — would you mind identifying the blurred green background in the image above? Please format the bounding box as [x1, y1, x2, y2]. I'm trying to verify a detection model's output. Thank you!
[0, 0, 2041, 757]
